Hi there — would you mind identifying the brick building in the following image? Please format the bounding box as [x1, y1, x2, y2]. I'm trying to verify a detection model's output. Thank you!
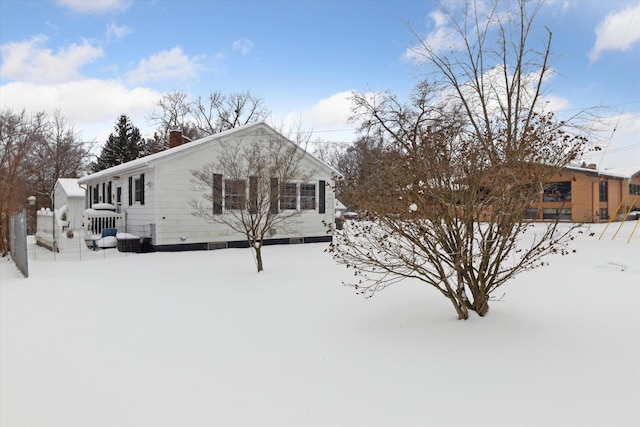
[528, 164, 640, 223]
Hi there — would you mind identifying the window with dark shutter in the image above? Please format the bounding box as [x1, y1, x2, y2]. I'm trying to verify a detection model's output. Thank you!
[225, 179, 246, 210]
[300, 183, 316, 210]
[319, 180, 326, 214]
[128, 177, 133, 206]
[280, 182, 297, 210]
[132, 174, 145, 204]
[212, 174, 222, 214]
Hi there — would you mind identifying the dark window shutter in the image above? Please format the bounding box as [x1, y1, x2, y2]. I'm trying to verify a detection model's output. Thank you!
[102, 183, 105, 202]
[270, 177, 279, 214]
[107, 182, 112, 204]
[88, 186, 92, 207]
[319, 180, 326, 214]
[249, 176, 258, 214]
[212, 174, 222, 214]
[128, 177, 133, 206]
[140, 173, 145, 205]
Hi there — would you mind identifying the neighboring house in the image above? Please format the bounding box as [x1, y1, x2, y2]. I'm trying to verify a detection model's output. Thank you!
[528, 164, 640, 222]
[53, 178, 86, 230]
[78, 122, 337, 251]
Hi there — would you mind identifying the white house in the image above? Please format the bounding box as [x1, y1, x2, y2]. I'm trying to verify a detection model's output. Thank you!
[77, 122, 337, 251]
[53, 178, 86, 230]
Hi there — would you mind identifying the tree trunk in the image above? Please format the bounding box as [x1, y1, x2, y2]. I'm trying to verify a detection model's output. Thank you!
[450, 296, 469, 320]
[473, 294, 490, 317]
[254, 245, 264, 272]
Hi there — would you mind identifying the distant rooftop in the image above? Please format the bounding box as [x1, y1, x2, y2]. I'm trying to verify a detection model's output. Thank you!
[57, 178, 84, 197]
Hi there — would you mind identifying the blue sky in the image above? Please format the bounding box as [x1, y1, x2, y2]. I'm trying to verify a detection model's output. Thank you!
[1, 0, 639, 169]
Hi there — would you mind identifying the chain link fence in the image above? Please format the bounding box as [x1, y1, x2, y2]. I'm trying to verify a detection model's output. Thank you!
[9, 210, 29, 277]
[29, 226, 132, 262]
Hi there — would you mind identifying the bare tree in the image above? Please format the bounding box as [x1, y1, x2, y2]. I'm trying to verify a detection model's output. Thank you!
[190, 126, 313, 272]
[29, 111, 92, 204]
[146, 90, 201, 146]
[148, 90, 271, 149]
[327, 0, 586, 319]
[0, 109, 44, 256]
[192, 90, 270, 135]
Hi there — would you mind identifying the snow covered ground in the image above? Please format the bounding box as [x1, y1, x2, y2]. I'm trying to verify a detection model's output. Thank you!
[1, 223, 639, 427]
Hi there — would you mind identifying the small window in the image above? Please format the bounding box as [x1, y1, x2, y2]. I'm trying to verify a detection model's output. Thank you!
[599, 208, 608, 221]
[300, 183, 316, 210]
[280, 183, 297, 210]
[524, 209, 539, 220]
[543, 208, 572, 221]
[599, 181, 608, 203]
[225, 179, 246, 210]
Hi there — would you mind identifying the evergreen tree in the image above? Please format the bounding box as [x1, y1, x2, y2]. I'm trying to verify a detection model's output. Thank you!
[92, 114, 143, 172]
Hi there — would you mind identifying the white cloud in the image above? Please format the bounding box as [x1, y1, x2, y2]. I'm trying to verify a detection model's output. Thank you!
[404, 10, 464, 62]
[0, 79, 160, 142]
[589, 3, 640, 61]
[56, 0, 131, 14]
[0, 35, 103, 84]
[542, 94, 570, 114]
[300, 91, 354, 128]
[232, 38, 254, 55]
[125, 47, 202, 85]
[279, 91, 358, 143]
[106, 21, 133, 40]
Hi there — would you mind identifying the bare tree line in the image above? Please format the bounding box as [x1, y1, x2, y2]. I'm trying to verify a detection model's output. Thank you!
[0, 109, 92, 256]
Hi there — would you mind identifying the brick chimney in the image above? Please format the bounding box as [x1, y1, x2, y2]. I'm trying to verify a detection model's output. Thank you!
[169, 129, 183, 148]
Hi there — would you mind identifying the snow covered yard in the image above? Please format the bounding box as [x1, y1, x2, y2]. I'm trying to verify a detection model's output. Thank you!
[1, 224, 639, 427]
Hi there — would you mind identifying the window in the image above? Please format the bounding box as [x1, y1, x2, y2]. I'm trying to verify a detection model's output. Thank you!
[280, 182, 297, 210]
[543, 208, 572, 221]
[225, 179, 246, 210]
[543, 181, 571, 202]
[524, 209, 539, 220]
[629, 184, 640, 195]
[300, 183, 316, 210]
[134, 176, 144, 203]
[92, 186, 99, 205]
[599, 208, 608, 221]
[599, 181, 608, 203]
